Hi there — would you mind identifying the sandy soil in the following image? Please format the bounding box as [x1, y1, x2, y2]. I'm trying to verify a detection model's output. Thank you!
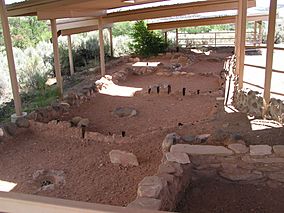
[61, 74, 220, 136]
[0, 49, 283, 208]
[0, 122, 165, 206]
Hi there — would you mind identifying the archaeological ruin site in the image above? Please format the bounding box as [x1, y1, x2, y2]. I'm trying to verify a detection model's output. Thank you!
[0, 0, 284, 213]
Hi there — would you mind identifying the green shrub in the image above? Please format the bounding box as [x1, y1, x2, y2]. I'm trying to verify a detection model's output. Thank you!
[0, 31, 112, 106]
[0, 17, 50, 49]
[112, 22, 134, 37]
[129, 21, 167, 57]
[58, 33, 110, 75]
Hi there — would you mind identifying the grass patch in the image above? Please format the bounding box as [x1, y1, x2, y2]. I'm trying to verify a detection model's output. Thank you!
[0, 87, 58, 123]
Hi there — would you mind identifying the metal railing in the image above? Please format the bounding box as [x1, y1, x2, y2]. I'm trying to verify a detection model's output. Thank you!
[243, 46, 284, 97]
[175, 31, 260, 47]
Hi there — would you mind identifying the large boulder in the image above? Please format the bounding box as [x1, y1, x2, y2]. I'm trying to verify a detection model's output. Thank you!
[112, 107, 137, 118]
[137, 176, 166, 198]
[77, 118, 89, 128]
[70, 116, 82, 127]
[268, 98, 284, 124]
[162, 133, 180, 153]
[109, 150, 139, 166]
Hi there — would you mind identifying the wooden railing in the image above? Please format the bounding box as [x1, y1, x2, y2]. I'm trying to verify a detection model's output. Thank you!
[0, 192, 165, 213]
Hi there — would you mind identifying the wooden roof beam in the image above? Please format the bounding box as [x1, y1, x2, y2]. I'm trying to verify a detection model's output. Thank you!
[6, 0, 167, 17]
[60, 24, 112, 36]
[6, 0, 90, 16]
[37, 9, 106, 20]
[102, 0, 256, 24]
[55, 18, 99, 31]
[147, 14, 268, 30]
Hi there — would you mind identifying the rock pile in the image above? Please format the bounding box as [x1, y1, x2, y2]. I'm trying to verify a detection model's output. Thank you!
[233, 89, 264, 118]
[26, 102, 71, 123]
[233, 88, 284, 124]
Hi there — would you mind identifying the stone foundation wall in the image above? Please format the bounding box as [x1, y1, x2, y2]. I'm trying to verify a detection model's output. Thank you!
[128, 132, 284, 212]
[1, 51, 224, 141]
[128, 158, 192, 211]
[172, 143, 284, 187]
[269, 98, 284, 123]
[223, 55, 284, 124]
[232, 89, 284, 123]
[232, 89, 264, 118]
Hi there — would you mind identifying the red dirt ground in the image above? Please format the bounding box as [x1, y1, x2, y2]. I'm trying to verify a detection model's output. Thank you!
[0, 49, 284, 209]
[177, 177, 284, 213]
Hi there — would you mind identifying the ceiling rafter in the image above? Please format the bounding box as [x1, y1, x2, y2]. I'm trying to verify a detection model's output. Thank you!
[102, 0, 256, 24]
[6, 0, 167, 17]
[147, 14, 269, 30]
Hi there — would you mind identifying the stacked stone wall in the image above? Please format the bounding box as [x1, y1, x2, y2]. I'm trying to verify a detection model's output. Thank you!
[128, 133, 284, 212]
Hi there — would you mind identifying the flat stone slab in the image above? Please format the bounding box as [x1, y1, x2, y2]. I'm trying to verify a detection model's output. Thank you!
[157, 162, 183, 177]
[170, 144, 233, 156]
[165, 152, 190, 164]
[268, 172, 284, 183]
[109, 150, 139, 166]
[273, 145, 284, 157]
[128, 198, 161, 210]
[138, 176, 165, 198]
[242, 155, 284, 164]
[219, 168, 263, 181]
[228, 143, 249, 154]
[112, 107, 137, 118]
[250, 145, 272, 156]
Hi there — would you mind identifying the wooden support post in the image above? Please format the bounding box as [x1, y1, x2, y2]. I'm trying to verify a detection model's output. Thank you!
[109, 27, 114, 58]
[176, 28, 179, 52]
[253, 21, 257, 46]
[98, 18, 106, 76]
[164, 31, 168, 45]
[236, 0, 247, 89]
[50, 19, 63, 97]
[0, 0, 22, 116]
[258, 21, 263, 46]
[235, 16, 239, 56]
[67, 35, 74, 76]
[264, 0, 277, 104]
